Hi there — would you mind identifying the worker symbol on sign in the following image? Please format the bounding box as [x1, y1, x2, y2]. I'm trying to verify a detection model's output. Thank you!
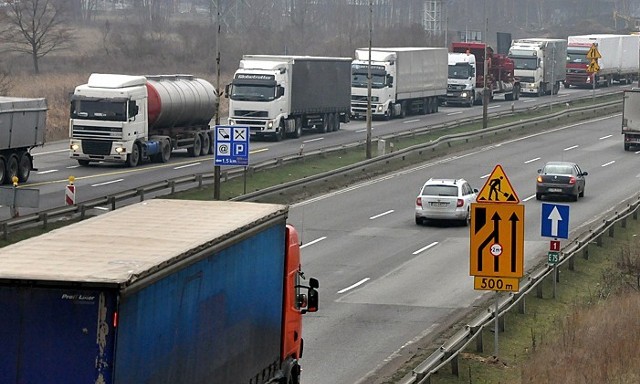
[476, 164, 520, 203]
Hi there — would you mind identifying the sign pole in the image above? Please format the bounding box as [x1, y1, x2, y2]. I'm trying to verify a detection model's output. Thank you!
[494, 292, 499, 357]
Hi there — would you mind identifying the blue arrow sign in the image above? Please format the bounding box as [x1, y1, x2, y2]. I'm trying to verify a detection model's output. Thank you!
[541, 203, 570, 239]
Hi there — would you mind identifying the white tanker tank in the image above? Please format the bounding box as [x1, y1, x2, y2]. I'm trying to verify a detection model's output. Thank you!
[69, 74, 218, 167]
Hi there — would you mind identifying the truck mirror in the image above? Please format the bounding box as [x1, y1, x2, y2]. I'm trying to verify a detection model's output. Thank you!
[387, 75, 393, 86]
[277, 86, 285, 97]
[224, 84, 230, 98]
[306, 288, 319, 313]
[309, 277, 319, 289]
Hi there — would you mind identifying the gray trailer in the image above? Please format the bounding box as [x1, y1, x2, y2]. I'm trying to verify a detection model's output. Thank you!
[227, 55, 352, 140]
[0, 96, 47, 184]
[622, 89, 640, 150]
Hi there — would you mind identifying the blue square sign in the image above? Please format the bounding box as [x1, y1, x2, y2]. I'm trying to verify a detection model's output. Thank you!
[541, 203, 570, 239]
[214, 125, 249, 166]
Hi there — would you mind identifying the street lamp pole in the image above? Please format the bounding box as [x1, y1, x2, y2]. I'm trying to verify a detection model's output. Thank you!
[366, 0, 373, 159]
[482, 1, 489, 129]
[214, 0, 221, 200]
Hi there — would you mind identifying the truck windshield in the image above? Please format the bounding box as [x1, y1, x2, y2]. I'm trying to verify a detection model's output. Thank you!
[510, 57, 538, 70]
[71, 99, 127, 121]
[351, 73, 386, 89]
[448, 64, 473, 79]
[230, 84, 276, 101]
[566, 52, 588, 64]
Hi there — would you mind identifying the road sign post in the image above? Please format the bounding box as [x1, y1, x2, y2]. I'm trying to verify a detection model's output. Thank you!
[541, 203, 570, 239]
[586, 43, 601, 101]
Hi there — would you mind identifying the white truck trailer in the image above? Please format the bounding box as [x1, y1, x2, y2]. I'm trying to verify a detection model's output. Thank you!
[621, 89, 640, 151]
[351, 47, 448, 120]
[508, 38, 567, 96]
[565, 34, 640, 88]
[226, 55, 352, 141]
[0, 96, 47, 184]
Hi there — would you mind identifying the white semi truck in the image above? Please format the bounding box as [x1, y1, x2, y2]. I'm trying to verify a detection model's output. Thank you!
[443, 51, 477, 107]
[508, 38, 567, 96]
[351, 47, 448, 119]
[69, 74, 218, 167]
[226, 55, 352, 141]
[622, 89, 640, 151]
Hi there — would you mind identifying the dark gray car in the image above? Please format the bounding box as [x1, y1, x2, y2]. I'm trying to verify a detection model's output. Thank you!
[536, 161, 587, 201]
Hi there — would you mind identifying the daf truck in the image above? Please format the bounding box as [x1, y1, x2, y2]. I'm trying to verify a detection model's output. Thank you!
[351, 47, 448, 119]
[508, 38, 567, 96]
[69, 74, 218, 167]
[226, 55, 351, 141]
[565, 34, 640, 88]
[0, 199, 319, 384]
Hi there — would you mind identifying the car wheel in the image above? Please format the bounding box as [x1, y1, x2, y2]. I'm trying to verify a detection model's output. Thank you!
[535, 193, 542, 200]
[572, 193, 579, 202]
[579, 189, 584, 198]
[415, 217, 422, 225]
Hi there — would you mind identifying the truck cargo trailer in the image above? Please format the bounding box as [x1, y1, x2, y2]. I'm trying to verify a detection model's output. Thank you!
[0, 199, 319, 384]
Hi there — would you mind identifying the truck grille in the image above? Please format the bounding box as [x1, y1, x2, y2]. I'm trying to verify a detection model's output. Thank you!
[233, 110, 268, 118]
[72, 125, 123, 140]
[567, 68, 586, 74]
[82, 140, 113, 155]
[448, 84, 466, 91]
[518, 76, 535, 83]
[352, 95, 369, 102]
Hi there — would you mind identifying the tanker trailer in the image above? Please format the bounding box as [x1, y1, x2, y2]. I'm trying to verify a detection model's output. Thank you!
[69, 74, 218, 167]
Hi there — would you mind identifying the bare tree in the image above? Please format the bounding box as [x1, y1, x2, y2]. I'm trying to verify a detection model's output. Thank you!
[0, 0, 73, 74]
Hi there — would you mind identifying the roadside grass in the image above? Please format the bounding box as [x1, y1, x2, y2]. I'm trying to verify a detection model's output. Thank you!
[417, 219, 640, 384]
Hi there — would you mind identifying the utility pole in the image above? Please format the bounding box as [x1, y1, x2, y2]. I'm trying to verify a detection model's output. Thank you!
[366, 0, 373, 159]
[482, 1, 489, 129]
[214, 0, 222, 200]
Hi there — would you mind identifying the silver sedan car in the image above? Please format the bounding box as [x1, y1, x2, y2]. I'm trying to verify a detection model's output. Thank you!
[536, 161, 588, 201]
[415, 178, 478, 226]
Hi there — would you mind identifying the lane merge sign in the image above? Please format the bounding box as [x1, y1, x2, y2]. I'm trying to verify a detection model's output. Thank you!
[541, 203, 570, 239]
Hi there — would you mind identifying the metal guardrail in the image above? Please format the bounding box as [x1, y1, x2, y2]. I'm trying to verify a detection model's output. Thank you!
[397, 192, 640, 384]
[0, 92, 621, 239]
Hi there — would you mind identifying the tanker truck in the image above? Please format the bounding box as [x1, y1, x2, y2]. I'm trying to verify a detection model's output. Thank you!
[0, 96, 47, 184]
[226, 55, 351, 141]
[69, 74, 218, 167]
[0, 199, 319, 384]
[350, 47, 448, 119]
[565, 34, 640, 88]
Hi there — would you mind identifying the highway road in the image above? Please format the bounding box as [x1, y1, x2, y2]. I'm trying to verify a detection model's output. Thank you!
[9, 85, 624, 220]
[291, 110, 637, 383]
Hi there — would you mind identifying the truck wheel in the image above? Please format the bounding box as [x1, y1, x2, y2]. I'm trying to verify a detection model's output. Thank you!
[200, 132, 210, 156]
[293, 117, 302, 138]
[333, 113, 340, 131]
[328, 113, 336, 132]
[319, 115, 329, 133]
[275, 120, 286, 141]
[127, 143, 140, 167]
[6, 154, 18, 182]
[78, 160, 90, 166]
[154, 139, 171, 163]
[624, 143, 631, 151]
[188, 134, 202, 156]
[0, 156, 6, 185]
[17, 152, 31, 183]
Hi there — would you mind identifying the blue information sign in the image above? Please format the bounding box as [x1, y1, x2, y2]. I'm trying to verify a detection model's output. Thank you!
[541, 203, 570, 239]
[214, 125, 249, 166]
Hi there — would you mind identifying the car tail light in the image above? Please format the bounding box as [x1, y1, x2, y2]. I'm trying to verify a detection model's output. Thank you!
[457, 199, 464, 207]
[536, 175, 543, 183]
[416, 197, 422, 207]
[569, 176, 576, 185]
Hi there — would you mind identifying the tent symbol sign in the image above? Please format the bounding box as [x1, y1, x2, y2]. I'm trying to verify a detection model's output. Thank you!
[476, 164, 520, 204]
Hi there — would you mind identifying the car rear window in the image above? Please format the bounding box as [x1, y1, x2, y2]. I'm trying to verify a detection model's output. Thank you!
[543, 165, 574, 174]
[421, 185, 458, 196]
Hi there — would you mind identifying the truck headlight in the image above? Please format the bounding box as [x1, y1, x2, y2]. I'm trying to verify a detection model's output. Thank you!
[461, 92, 468, 98]
[228, 120, 235, 125]
[115, 146, 126, 154]
[267, 121, 274, 129]
[376, 105, 383, 112]
[70, 143, 80, 151]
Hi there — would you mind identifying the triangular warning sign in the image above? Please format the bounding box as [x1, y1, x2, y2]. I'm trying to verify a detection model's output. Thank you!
[476, 164, 520, 203]
[586, 43, 601, 60]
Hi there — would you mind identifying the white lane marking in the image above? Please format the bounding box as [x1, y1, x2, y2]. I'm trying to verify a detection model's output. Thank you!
[599, 135, 612, 140]
[369, 210, 394, 220]
[174, 162, 201, 170]
[523, 99, 536, 103]
[303, 137, 324, 143]
[522, 195, 536, 202]
[564, 145, 579, 151]
[32, 149, 68, 156]
[94, 206, 109, 211]
[601, 161, 615, 167]
[403, 119, 420, 124]
[524, 157, 540, 164]
[447, 111, 463, 116]
[250, 148, 268, 154]
[91, 179, 124, 187]
[37, 169, 58, 175]
[338, 278, 370, 294]
[481, 173, 490, 179]
[356, 128, 376, 133]
[487, 105, 500, 109]
[300, 236, 327, 249]
[412, 241, 439, 255]
[557, 94, 569, 97]
[66, 165, 82, 169]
